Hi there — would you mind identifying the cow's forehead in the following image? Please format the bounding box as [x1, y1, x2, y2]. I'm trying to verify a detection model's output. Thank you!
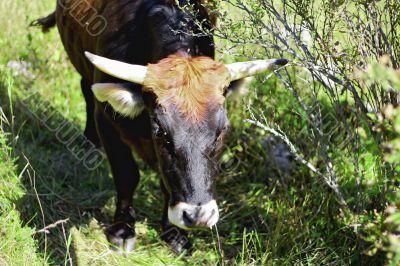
[156, 104, 226, 133]
[143, 54, 231, 123]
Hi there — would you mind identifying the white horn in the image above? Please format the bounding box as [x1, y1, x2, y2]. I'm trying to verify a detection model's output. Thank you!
[225, 59, 289, 81]
[84, 51, 147, 85]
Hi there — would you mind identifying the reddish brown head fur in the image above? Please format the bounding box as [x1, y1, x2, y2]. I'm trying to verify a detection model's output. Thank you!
[144, 54, 230, 122]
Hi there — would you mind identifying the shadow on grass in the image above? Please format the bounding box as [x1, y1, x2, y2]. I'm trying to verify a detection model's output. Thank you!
[0, 79, 168, 264]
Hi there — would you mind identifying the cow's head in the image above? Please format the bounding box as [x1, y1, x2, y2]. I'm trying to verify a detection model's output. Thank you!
[85, 51, 287, 229]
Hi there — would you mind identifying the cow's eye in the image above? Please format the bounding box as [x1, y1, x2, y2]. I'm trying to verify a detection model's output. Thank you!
[165, 138, 175, 152]
[155, 125, 169, 140]
[154, 123, 175, 155]
[162, 133, 175, 156]
[155, 126, 165, 138]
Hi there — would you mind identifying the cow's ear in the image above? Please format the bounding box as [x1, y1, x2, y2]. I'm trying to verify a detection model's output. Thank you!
[92, 83, 144, 118]
[224, 77, 252, 98]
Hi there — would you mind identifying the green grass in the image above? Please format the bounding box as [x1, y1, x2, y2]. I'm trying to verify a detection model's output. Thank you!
[0, 105, 45, 265]
[0, 0, 397, 265]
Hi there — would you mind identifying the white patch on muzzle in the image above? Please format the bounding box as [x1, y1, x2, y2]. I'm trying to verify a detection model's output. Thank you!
[168, 200, 219, 230]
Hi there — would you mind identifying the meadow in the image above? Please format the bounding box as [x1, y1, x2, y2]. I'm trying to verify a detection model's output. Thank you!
[0, 0, 399, 265]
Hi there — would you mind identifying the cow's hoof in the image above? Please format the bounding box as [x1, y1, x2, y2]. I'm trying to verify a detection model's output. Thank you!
[106, 222, 136, 255]
[160, 226, 192, 255]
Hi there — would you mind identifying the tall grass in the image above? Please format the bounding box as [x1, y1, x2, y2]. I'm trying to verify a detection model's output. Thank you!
[0, 73, 45, 265]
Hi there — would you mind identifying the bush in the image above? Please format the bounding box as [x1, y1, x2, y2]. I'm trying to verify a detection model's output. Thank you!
[205, 0, 399, 264]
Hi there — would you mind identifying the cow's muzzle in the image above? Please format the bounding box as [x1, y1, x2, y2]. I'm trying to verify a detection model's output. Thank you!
[168, 200, 219, 229]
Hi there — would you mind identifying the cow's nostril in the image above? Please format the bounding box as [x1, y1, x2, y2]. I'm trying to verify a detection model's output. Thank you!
[168, 200, 219, 229]
[182, 211, 194, 227]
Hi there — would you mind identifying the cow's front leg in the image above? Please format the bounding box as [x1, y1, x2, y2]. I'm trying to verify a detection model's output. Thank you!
[96, 112, 139, 254]
[160, 179, 192, 254]
[80, 78, 100, 147]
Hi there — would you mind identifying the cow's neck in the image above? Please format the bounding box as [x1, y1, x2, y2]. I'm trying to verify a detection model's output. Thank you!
[146, 0, 214, 60]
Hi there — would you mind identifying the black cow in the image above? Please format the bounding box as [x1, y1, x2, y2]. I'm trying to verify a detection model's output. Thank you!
[34, 0, 287, 254]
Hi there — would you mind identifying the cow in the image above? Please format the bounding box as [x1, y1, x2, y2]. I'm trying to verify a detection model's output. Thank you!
[34, 0, 288, 254]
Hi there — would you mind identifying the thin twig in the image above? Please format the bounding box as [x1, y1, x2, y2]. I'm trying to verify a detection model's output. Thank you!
[245, 118, 347, 207]
[34, 218, 70, 235]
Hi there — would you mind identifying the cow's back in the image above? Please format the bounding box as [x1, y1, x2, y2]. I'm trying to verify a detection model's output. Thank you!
[56, 0, 150, 83]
